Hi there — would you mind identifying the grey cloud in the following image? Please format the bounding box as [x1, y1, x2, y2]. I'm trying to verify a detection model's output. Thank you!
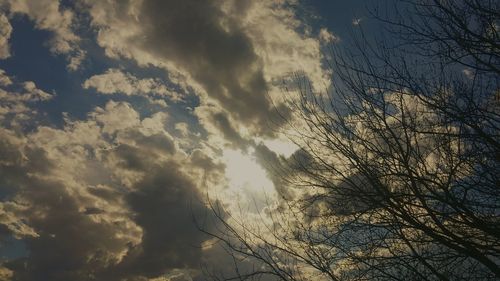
[0, 132, 131, 281]
[210, 112, 249, 148]
[0, 0, 330, 278]
[197, 240, 278, 281]
[136, 0, 287, 135]
[123, 131, 176, 155]
[0, 14, 12, 59]
[84, 0, 328, 146]
[189, 149, 225, 173]
[0, 101, 225, 281]
[114, 161, 210, 279]
[82, 207, 105, 215]
[253, 143, 317, 202]
[1, 167, 127, 281]
[0, 70, 54, 131]
[253, 142, 294, 199]
[86, 185, 122, 204]
[254, 144, 376, 218]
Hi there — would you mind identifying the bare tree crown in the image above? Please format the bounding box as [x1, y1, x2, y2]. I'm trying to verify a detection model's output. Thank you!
[202, 1, 500, 280]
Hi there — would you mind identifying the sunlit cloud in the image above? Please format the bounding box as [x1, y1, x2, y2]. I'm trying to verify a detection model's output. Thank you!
[0, 0, 335, 279]
[222, 148, 274, 193]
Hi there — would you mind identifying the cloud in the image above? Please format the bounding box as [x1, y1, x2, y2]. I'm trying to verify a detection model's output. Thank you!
[83, 69, 181, 102]
[0, 103, 140, 280]
[0, 97, 227, 280]
[2, 0, 84, 70]
[0, 14, 12, 59]
[0, 201, 40, 239]
[0, 69, 54, 127]
[137, 0, 274, 131]
[231, 1, 331, 92]
[319, 28, 338, 43]
[83, 0, 328, 142]
[0, 1, 335, 279]
[0, 267, 13, 281]
[116, 161, 209, 278]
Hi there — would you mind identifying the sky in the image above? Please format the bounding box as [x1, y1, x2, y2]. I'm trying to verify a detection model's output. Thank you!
[0, 1, 377, 280]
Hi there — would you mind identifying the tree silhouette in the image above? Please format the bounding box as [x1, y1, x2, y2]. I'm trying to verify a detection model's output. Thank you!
[202, 1, 500, 280]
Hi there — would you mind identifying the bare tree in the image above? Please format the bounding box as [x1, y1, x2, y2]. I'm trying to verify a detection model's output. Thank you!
[202, 1, 500, 280]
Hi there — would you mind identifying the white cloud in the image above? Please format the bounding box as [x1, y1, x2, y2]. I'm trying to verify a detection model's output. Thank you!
[0, 266, 13, 281]
[0, 98, 229, 279]
[0, 13, 12, 59]
[90, 101, 141, 135]
[83, 68, 181, 101]
[3, 0, 84, 70]
[0, 69, 12, 86]
[232, 0, 331, 92]
[0, 201, 40, 239]
[0, 69, 54, 126]
[319, 27, 339, 43]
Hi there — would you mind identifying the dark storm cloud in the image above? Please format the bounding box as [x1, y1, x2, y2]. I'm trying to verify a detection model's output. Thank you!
[113, 161, 210, 279]
[0, 104, 224, 281]
[210, 112, 249, 148]
[0, 135, 129, 281]
[137, 0, 285, 134]
[97, 133, 217, 279]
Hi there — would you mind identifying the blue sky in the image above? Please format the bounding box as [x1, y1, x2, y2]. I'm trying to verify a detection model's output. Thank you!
[0, 1, 381, 280]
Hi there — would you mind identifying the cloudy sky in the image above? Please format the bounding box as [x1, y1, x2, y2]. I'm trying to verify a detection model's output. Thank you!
[0, 1, 375, 280]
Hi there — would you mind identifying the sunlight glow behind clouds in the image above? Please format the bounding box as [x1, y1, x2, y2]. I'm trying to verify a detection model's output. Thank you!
[0, 0, 338, 279]
[261, 137, 298, 158]
[222, 148, 274, 193]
